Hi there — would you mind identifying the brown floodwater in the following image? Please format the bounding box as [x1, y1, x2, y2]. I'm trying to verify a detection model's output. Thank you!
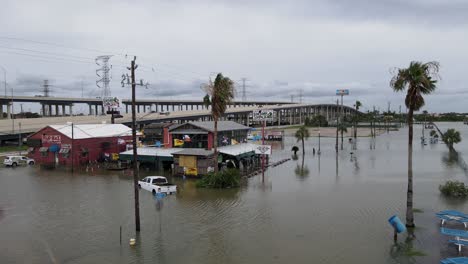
[1, 122, 468, 263]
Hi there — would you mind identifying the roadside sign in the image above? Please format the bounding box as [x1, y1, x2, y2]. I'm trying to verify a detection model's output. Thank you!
[253, 109, 274, 121]
[103, 97, 120, 110]
[336, 89, 349, 96]
[255, 145, 272, 155]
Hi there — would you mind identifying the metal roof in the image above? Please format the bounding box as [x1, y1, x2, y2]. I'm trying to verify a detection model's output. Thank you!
[169, 121, 249, 133]
[172, 149, 214, 156]
[218, 143, 259, 156]
[48, 124, 132, 139]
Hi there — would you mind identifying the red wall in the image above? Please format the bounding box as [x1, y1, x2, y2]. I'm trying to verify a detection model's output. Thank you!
[28, 126, 131, 167]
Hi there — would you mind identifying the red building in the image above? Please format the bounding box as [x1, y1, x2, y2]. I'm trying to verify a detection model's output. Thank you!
[27, 123, 133, 167]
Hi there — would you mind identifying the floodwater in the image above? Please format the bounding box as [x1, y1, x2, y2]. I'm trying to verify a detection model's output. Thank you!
[1, 122, 468, 263]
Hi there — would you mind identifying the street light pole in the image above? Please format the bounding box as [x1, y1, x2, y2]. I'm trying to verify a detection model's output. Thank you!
[0, 65, 6, 97]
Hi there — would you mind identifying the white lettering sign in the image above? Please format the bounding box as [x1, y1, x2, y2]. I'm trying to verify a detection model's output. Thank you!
[255, 145, 272, 155]
[42, 135, 61, 144]
[253, 109, 274, 121]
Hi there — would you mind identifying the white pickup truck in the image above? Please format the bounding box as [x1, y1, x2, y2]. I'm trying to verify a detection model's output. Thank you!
[138, 176, 177, 195]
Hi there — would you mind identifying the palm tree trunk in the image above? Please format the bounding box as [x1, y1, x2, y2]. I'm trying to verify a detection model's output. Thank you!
[213, 117, 218, 173]
[406, 108, 415, 228]
[302, 138, 305, 156]
[341, 130, 344, 150]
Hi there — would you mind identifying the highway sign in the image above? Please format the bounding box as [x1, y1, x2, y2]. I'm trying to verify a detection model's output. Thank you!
[103, 97, 120, 110]
[336, 89, 350, 96]
[253, 109, 274, 121]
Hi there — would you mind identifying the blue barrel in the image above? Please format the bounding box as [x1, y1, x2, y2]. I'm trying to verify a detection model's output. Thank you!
[388, 215, 406, 233]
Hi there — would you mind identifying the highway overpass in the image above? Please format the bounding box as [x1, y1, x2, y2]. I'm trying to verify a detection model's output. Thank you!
[0, 103, 358, 145]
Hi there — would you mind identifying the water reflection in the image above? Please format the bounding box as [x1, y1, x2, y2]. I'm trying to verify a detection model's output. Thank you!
[294, 155, 309, 179]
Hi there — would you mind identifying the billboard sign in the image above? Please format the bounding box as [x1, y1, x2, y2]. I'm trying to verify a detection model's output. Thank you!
[255, 145, 272, 155]
[103, 97, 120, 110]
[253, 109, 274, 121]
[336, 89, 350, 96]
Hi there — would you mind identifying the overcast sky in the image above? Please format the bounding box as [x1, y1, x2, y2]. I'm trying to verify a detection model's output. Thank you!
[1, 0, 467, 113]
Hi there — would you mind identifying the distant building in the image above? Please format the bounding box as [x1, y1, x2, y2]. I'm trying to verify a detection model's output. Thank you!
[27, 124, 133, 167]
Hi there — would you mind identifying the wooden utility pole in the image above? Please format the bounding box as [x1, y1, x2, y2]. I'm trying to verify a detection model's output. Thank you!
[130, 57, 141, 232]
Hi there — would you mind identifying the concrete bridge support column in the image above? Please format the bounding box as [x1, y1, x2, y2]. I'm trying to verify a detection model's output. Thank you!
[172, 105, 175, 111]
[88, 104, 92, 115]
[94, 105, 98, 116]
[101, 105, 104, 115]
[137, 105, 140, 113]
[125, 104, 129, 114]
[69, 105, 73, 116]
[0, 104, 3, 119]
[48, 105, 52, 117]
[289, 109, 293, 125]
[277, 110, 281, 126]
[62, 105, 66, 116]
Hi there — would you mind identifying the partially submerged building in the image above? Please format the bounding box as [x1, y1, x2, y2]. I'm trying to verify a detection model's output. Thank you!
[120, 121, 261, 176]
[27, 123, 133, 167]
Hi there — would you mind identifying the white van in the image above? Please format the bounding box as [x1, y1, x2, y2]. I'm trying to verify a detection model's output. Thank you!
[3, 156, 35, 167]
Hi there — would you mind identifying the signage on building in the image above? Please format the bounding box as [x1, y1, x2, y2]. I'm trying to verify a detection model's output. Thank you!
[255, 145, 272, 155]
[253, 109, 274, 121]
[103, 97, 120, 110]
[336, 89, 350, 96]
[42, 135, 61, 144]
[62, 144, 71, 149]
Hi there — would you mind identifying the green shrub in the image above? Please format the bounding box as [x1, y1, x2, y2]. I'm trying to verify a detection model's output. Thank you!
[196, 168, 241, 188]
[439, 181, 468, 198]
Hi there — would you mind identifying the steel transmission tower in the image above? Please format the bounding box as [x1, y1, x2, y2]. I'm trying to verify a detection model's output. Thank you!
[42, 80, 51, 97]
[96, 55, 113, 98]
[241, 78, 248, 102]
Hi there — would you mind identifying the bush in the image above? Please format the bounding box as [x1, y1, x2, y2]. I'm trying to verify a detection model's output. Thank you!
[196, 168, 241, 188]
[439, 181, 468, 198]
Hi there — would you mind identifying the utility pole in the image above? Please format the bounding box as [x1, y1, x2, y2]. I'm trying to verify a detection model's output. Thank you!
[130, 57, 140, 232]
[335, 99, 339, 152]
[121, 56, 148, 232]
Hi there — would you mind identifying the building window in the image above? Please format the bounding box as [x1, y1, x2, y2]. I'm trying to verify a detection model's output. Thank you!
[39, 147, 48, 157]
[59, 148, 70, 158]
[81, 148, 89, 157]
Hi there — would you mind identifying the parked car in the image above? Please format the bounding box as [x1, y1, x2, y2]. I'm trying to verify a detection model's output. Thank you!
[159, 111, 170, 116]
[138, 176, 177, 194]
[3, 156, 35, 167]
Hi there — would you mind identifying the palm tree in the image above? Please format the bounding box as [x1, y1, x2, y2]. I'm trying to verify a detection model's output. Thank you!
[295, 125, 310, 156]
[390, 61, 440, 228]
[354, 101, 362, 138]
[203, 73, 235, 172]
[442, 129, 461, 151]
[338, 123, 348, 150]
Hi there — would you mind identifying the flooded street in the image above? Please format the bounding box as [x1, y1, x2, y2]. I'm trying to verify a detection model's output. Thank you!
[2, 123, 468, 263]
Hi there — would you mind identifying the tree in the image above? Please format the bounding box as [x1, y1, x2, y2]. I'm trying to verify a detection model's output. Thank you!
[442, 129, 461, 150]
[390, 61, 440, 228]
[338, 123, 348, 150]
[203, 73, 235, 172]
[354, 101, 362, 138]
[295, 125, 310, 156]
[430, 130, 437, 138]
[203, 94, 211, 109]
